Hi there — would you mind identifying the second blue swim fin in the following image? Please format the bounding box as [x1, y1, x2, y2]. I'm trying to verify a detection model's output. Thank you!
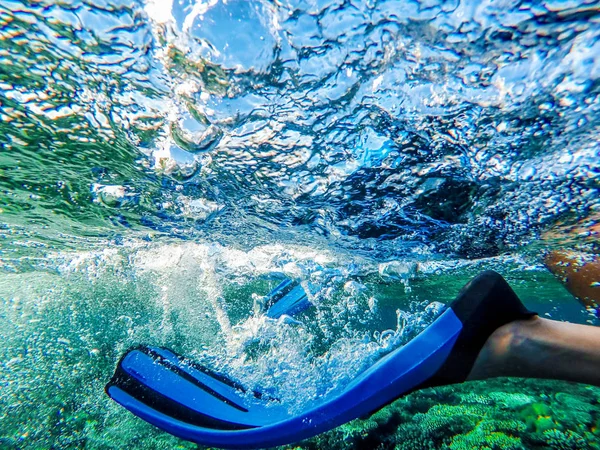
[264, 279, 312, 319]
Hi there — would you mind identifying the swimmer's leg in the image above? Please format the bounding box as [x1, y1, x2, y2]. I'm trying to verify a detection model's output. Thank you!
[544, 250, 600, 316]
[468, 316, 600, 388]
[469, 249, 600, 387]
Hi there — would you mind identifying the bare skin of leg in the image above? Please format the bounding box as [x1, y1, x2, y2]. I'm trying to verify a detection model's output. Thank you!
[468, 249, 600, 387]
[544, 250, 600, 315]
[468, 316, 600, 387]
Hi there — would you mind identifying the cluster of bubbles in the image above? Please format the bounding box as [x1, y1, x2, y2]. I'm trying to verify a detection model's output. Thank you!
[0, 240, 458, 445]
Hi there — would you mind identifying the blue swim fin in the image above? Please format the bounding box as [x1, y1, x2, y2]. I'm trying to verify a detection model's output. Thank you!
[106, 271, 535, 449]
[264, 278, 312, 319]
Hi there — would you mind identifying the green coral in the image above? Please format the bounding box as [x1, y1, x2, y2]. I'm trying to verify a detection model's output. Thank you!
[288, 378, 600, 450]
[456, 391, 495, 405]
[542, 429, 589, 450]
[554, 392, 596, 426]
[415, 403, 487, 427]
[520, 402, 555, 433]
[477, 419, 527, 435]
[487, 392, 535, 409]
[450, 428, 524, 450]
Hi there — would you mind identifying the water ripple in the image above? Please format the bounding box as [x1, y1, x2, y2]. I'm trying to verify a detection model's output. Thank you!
[1, 0, 599, 259]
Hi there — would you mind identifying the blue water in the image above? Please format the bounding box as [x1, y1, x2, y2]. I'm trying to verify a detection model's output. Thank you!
[0, 0, 599, 448]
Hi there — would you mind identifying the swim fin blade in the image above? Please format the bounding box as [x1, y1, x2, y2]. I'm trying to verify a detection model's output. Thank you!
[264, 278, 312, 319]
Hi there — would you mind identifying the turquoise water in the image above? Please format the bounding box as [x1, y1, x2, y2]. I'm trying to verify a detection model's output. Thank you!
[0, 0, 599, 448]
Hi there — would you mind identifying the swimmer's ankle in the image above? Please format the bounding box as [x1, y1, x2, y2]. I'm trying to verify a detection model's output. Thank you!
[466, 316, 539, 381]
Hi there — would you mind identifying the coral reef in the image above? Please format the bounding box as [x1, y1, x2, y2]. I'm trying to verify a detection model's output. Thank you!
[287, 378, 600, 450]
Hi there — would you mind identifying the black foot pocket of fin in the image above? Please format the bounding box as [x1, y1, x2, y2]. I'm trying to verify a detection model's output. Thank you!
[419, 270, 537, 388]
